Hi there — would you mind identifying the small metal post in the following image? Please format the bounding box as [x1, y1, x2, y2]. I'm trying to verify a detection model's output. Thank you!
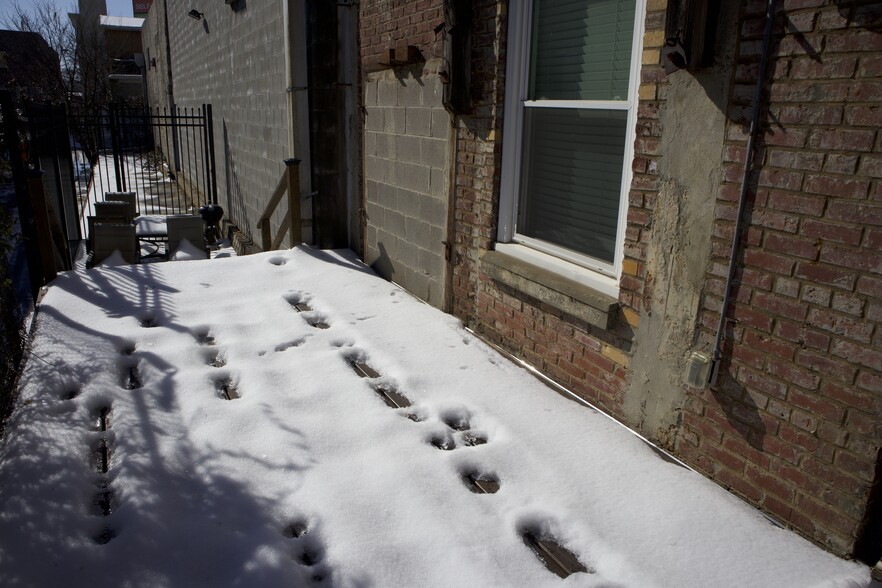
[285, 158, 302, 247]
[27, 170, 57, 285]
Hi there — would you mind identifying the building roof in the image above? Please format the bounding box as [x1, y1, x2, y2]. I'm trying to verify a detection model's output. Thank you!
[99, 15, 144, 30]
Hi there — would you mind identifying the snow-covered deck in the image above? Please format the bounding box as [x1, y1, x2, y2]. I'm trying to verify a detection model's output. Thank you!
[0, 248, 871, 587]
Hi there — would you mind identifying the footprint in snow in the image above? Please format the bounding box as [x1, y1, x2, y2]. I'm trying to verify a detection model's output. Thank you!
[193, 328, 216, 346]
[517, 519, 592, 578]
[459, 464, 501, 494]
[268, 256, 287, 266]
[282, 520, 331, 583]
[275, 338, 307, 353]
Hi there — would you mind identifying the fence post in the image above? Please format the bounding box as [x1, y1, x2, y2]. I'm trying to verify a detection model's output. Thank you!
[108, 104, 124, 192]
[205, 104, 218, 204]
[285, 158, 301, 248]
[27, 170, 57, 285]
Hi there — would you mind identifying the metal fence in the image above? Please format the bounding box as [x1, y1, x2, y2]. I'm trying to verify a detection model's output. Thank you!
[69, 104, 217, 234]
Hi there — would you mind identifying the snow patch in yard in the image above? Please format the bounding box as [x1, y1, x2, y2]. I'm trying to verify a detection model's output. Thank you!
[0, 247, 871, 588]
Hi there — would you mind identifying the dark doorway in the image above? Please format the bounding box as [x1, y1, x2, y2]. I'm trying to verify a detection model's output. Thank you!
[306, 0, 350, 249]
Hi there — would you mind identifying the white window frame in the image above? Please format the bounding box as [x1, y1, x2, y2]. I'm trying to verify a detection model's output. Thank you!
[497, 0, 647, 295]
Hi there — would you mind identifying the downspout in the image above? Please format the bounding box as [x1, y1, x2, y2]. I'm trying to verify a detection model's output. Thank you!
[162, 0, 180, 171]
[282, 0, 299, 159]
[709, 0, 777, 386]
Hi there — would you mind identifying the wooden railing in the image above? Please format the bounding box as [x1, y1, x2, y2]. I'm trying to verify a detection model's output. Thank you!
[257, 158, 302, 251]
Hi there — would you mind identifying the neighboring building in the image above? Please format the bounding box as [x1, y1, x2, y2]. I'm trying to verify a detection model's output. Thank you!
[69, 1, 145, 106]
[144, 0, 882, 566]
[100, 15, 146, 103]
[0, 30, 64, 104]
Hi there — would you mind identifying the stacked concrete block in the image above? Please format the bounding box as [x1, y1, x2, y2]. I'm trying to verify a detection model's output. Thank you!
[363, 59, 450, 308]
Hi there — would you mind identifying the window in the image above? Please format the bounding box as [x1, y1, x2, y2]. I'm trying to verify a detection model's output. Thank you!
[499, 0, 645, 291]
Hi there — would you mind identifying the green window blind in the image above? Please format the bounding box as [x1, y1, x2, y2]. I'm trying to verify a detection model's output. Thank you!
[518, 108, 627, 263]
[529, 0, 636, 101]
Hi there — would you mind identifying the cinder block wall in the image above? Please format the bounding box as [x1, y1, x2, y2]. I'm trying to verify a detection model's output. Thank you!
[452, 0, 882, 558]
[142, 0, 289, 243]
[360, 1, 451, 308]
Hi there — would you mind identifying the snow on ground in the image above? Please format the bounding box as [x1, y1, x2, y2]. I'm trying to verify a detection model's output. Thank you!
[0, 248, 871, 587]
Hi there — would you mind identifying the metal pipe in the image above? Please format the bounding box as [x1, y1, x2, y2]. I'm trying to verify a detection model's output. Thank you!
[283, 0, 299, 159]
[709, 0, 777, 386]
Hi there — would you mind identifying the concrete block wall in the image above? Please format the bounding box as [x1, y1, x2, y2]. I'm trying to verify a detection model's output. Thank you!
[359, 0, 451, 309]
[363, 62, 450, 308]
[142, 0, 290, 243]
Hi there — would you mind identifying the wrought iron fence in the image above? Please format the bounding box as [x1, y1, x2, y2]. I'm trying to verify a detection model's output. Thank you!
[69, 104, 217, 236]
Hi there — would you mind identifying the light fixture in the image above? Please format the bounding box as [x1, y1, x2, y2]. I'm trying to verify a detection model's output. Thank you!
[187, 9, 203, 20]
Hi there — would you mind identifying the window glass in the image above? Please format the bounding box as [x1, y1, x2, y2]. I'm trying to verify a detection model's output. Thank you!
[518, 108, 627, 263]
[529, 0, 636, 101]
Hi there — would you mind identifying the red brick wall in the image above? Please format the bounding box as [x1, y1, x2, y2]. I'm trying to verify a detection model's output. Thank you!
[360, 0, 444, 65]
[449, 0, 506, 324]
[676, 0, 882, 556]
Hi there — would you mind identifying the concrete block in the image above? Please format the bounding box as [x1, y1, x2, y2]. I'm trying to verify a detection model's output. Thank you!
[366, 223, 378, 251]
[430, 167, 448, 199]
[365, 81, 378, 106]
[397, 188, 422, 218]
[398, 79, 423, 107]
[405, 216, 428, 245]
[431, 108, 451, 139]
[378, 80, 399, 106]
[365, 179, 380, 203]
[427, 277, 445, 308]
[421, 137, 449, 169]
[396, 135, 422, 164]
[404, 267, 430, 301]
[375, 229, 399, 259]
[420, 195, 447, 229]
[385, 107, 406, 134]
[364, 155, 387, 183]
[419, 246, 445, 279]
[376, 182, 397, 210]
[364, 131, 377, 156]
[385, 209, 407, 238]
[375, 133, 395, 159]
[365, 201, 385, 226]
[426, 75, 444, 106]
[394, 162, 430, 194]
[405, 107, 432, 137]
[397, 239, 419, 269]
[365, 107, 385, 132]
[428, 224, 446, 251]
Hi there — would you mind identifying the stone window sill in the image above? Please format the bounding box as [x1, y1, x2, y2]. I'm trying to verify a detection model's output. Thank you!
[479, 248, 619, 330]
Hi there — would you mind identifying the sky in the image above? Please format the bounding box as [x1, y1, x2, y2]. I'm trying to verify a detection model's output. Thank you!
[0, 0, 135, 24]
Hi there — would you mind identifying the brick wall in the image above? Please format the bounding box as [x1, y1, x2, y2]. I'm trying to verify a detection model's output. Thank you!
[451, 0, 654, 422]
[674, 1, 882, 556]
[449, 0, 506, 323]
[448, 0, 881, 558]
[360, 0, 444, 66]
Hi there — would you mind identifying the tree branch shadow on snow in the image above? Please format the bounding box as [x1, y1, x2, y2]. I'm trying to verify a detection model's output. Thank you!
[0, 266, 370, 587]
